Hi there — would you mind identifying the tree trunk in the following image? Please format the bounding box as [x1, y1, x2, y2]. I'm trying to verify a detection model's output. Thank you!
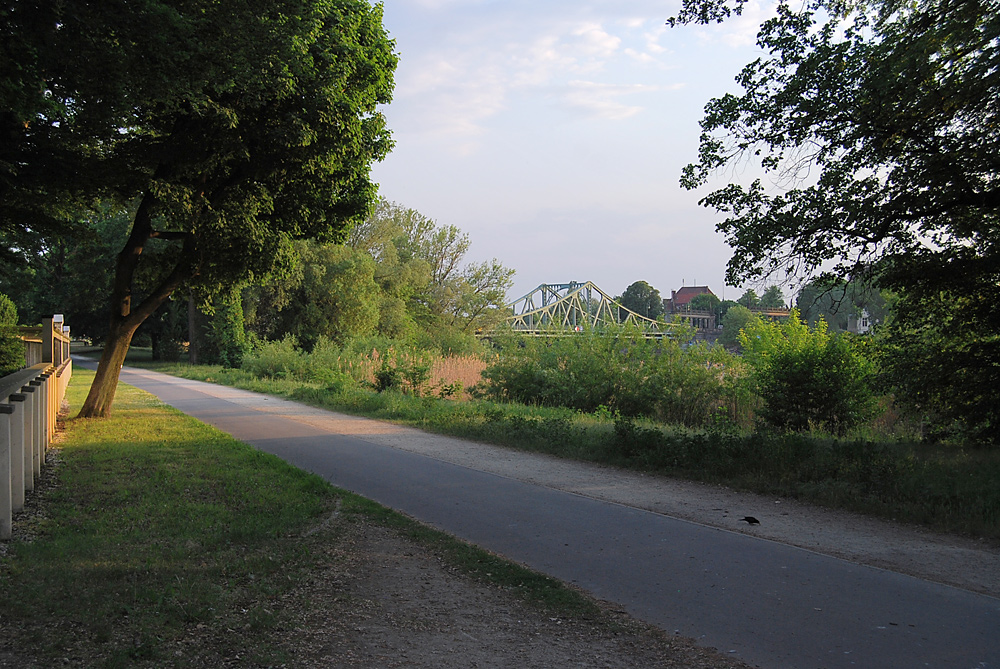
[78, 320, 139, 417]
[188, 293, 199, 365]
[77, 189, 198, 418]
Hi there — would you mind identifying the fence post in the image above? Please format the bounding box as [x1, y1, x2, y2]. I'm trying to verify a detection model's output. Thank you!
[8, 393, 26, 511]
[39, 372, 52, 447]
[28, 380, 43, 479]
[20, 384, 37, 488]
[0, 404, 12, 540]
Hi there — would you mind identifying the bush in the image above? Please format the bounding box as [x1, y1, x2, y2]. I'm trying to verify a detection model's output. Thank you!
[480, 325, 743, 428]
[740, 309, 876, 434]
[242, 336, 308, 379]
[0, 294, 25, 376]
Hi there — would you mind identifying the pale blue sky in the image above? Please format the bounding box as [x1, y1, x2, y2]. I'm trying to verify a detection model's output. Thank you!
[371, 0, 778, 302]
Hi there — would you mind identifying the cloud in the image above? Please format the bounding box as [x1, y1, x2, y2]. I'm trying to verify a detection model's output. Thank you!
[558, 80, 661, 120]
[385, 7, 684, 151]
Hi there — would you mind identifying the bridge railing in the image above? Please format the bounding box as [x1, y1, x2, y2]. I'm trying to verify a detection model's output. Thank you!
[0, 316, 73, 539]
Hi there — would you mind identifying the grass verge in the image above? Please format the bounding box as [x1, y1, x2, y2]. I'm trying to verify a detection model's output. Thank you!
[116, 355, 1000, 541]
[0, 369, 598, 668]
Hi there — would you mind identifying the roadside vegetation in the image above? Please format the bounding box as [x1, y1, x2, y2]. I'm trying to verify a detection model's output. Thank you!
[0, 370, 609, 667]
[111, 309, 1000, 542]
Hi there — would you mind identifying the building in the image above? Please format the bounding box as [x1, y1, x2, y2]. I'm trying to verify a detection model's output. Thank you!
[663, 286, 716, 331]
[663, 286, 715, 314]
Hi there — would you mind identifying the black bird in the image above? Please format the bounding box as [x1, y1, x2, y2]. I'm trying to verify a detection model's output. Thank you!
[740, 516, 760, 525]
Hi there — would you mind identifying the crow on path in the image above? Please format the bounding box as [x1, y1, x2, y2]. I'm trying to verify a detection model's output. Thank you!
[740, 516, 760, 525]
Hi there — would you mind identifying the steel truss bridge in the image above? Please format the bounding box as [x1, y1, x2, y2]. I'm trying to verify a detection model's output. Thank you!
[503, 281, 677, 337]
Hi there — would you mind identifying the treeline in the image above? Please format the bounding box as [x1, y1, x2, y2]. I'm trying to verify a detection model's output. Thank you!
[1, 199, 514, 365]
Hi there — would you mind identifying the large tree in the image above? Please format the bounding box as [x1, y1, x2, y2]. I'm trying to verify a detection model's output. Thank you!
[674, 0, 1000, 441]
[679, 0, 999, 290]
[616, 281, 665, 320]
[2, 0, 396, 416]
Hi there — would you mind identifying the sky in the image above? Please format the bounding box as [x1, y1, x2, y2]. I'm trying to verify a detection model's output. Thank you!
[370, 0, 779, 303]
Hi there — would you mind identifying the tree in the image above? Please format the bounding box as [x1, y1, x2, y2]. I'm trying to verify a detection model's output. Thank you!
[0, 294, 24, 376]
[736, 290, 759, 309]
[2, 1, 397, 416]
[759, 286, 786, 310]
[675, 0, 1000, 441]
[245, 242, 381, 349]
[719, 304, 756, 348]
[679, 0, 999, 291]
[688, 293, 720, 312]
[617, 281, 665, 320]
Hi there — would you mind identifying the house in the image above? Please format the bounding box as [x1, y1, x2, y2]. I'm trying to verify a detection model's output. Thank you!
[662, 286, 715, 314]
[663, 286, 716, 331]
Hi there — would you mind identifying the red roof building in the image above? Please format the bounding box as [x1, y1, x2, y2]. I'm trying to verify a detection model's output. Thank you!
[663, 286, 715, 314]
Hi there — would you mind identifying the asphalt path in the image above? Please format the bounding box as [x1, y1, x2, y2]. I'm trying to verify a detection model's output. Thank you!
[85, 362, 1000, 668]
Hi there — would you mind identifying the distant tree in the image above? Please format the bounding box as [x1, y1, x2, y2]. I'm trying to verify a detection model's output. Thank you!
[719, 304, 756, 347]
[246, 242, 380, 349]
[796, 277, 893, 332]
[617, 281, 665, 320]
[759, 286, 786, 309]
[736, 290, 760, 309]
[688, 293, 721, 312]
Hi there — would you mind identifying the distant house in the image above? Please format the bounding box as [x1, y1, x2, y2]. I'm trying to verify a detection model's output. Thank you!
[663, 286, 714, 314]
[663, 286, 716, 331]
[847, 308, 872, 335]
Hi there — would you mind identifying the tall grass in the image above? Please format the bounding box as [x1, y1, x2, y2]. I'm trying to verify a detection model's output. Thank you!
[240, 335, 487, 398]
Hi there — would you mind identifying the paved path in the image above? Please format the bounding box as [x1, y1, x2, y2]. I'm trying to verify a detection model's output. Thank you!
[90, 363, 1000, 668]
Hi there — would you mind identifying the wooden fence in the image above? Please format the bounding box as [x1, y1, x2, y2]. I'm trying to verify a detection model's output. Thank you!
[0, 317, 73, 539]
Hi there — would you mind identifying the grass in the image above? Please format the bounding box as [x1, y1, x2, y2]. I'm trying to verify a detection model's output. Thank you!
[110, 350, 1000, 542]
[0, 368, 600, 667]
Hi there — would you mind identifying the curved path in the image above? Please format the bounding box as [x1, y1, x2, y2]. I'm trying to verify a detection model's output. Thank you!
[87, 362, 999, 668]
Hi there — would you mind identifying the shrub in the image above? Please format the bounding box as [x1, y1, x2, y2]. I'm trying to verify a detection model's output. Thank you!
[242, 336, 308, 379]
[0, 294, 25, 376]
[480, 325, 742, 428]
[740, 309, 876, 434]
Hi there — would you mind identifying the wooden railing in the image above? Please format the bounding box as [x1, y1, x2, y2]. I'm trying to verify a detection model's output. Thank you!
[0, 317, 73, 539]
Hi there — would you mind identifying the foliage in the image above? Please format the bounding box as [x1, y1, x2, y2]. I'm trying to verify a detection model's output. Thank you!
[736, 290, 759, 309]
[239, 334, 486, 399]
[245, 241, 381, 349]
[481, 325, 741, 428]
[688, 292, 720, 312]
[759, 286, 786, 309]
[681, 0, 1000, 293]
[676, 0, 1000, 445]
[719, 304, 755, 347]
[0, 206, 133, 342]
[616, 281, 665, 320]
[245, 200, 514, 348]
[0, 293, 25, 375]
[5, 0, 398, 416]
[879, 290, 1000, 446]
[796, 276, 894, 332]
[201, 289, 250, 368]
[739, 309, 877, 434]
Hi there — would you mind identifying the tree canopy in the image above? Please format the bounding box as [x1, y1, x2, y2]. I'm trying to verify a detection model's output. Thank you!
[617, 281, 665, 320]
[675, 0, 1000, 443]
[2, 0, 398, 415]
[678, 0, 999, 297]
